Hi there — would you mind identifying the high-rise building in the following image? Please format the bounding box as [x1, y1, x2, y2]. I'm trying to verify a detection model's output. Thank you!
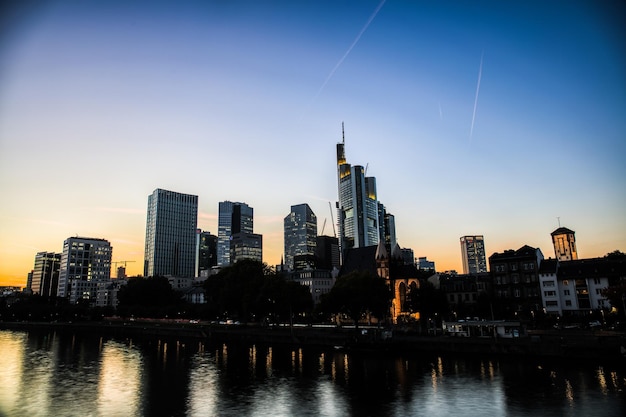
[336, 130, 380, 259]
[196, 229, 218, 277]
[230, 232, 263, 264]
[57, 237, 112, 303]
[144, 188, 198, 278]
[31, 252, 61, 297]
[217, 201, 254, 266]
[284, 204, 317, 271]
[315, 235, 340, 271]
[378, 203, 397, 250]
[551, 227, 578, 261]
[460, 235, 487, 274]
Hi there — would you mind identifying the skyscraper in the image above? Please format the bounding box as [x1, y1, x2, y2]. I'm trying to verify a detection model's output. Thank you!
[336, 129, 379, 259]
[57, 237, 112, 303]
[217, 201, 253, 266]
[284, 204, 317, 271]
[31, 251, 61, 297]
[460, 235, 488, 274]
[378, 203, 397, 250]
[551, 227, 578, 261]
[144, 188, 198, 278]
[196, 229, 217, 277]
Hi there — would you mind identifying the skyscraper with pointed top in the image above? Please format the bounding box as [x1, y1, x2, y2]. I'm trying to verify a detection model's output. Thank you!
[336, 125, 380, 259]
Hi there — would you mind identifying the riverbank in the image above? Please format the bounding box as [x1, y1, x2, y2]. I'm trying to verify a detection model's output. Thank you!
[2, 320, 625, 361]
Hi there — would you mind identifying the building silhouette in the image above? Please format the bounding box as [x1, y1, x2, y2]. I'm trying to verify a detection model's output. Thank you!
[336, 129, 380, 259]
[217, 201, 253, 266]
[460, 235, 487, 274]
[31, 252, 61, 297]
[551, 227, 578, 261]
[489, 245, 543, 318]
[57, 236, 112, 303]
[315, 235, 340, 271]
[378, 203, 397, 250]
[144, 188, 198, 278]
[284, 204, 317, 271]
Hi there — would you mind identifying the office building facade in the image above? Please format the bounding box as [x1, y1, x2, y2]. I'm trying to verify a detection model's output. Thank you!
[336, 136, 380, 258]
[217, 201, 254, 266]
[196, 229, 217, 277]
[57, 237, 112, 302]
[284, 204, 317, 271]
[31, 252, 61, 297]
[230, 232, 263, 264]
[144, 188, 198, 278]
[460, 235, 488, 274]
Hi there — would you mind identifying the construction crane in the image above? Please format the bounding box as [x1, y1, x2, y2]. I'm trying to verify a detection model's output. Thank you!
[320, 218, 327, 236]
[328, 201, 337, 238]
[112, 260, 136, 268]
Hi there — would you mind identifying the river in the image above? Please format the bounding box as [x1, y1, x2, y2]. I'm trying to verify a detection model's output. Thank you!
[0, 329, 624, 416]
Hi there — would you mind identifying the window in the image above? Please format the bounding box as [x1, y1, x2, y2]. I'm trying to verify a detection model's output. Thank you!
[544, 291, 556, 297]
[565, 300, 572, 306]
[563, 280, 569, 286]
[564, 290, 570, 295]
[514, 289, 521, 298]
[594, 278, 601, 285]
[543, 281, 555, 287]
[596, 289, 602, 295]
[546, 301, 558, 306]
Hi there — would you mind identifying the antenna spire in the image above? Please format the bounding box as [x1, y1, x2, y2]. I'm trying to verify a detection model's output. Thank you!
[557, 217, 561, 228]
[342, 121, 345, 144]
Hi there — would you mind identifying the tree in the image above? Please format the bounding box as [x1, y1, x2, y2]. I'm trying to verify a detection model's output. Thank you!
[319, 270, 392, 327]
[117, 276, 184, 318]
[203, 259, 312, 323]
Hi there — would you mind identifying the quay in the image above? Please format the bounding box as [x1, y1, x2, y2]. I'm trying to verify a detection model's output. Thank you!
[1, 320, 625, 362]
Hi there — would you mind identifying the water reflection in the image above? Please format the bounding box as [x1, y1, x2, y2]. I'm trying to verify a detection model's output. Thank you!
[97, 340, 143, 416]
[0, 329, 625, 417]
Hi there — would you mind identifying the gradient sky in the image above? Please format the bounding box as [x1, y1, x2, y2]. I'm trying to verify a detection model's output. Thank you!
[1, 0, 625, 287]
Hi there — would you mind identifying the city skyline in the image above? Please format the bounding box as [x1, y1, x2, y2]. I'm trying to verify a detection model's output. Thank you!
[1, 1, 625, 286]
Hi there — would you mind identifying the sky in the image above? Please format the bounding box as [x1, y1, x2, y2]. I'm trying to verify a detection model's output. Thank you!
[1, 0, 625, 287]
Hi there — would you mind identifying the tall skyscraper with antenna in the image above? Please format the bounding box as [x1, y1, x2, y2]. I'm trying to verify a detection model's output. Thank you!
[336, 124, 380, 259]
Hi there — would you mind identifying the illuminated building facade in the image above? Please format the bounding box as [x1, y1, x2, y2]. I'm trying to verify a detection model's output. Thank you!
[284, 204, 317, 271]
[230, 232, 263, 264]
[144, 188, 198, 278]
[336, 134, 379, 259]
[460, 235, 488, 274]
[217, 201, 253, 266]
[551, 227, 578, 261]
[57, 237, 112, 303]
[31, 251, 61, 297]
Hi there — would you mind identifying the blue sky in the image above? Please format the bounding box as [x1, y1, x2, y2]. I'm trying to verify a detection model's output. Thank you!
[1, 0, 625, 284]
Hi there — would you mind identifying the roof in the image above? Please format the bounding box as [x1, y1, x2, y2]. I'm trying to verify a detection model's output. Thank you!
[558, 257, 626, 279]
[551, 227, 575, 236]
[538, 258, 558, 274]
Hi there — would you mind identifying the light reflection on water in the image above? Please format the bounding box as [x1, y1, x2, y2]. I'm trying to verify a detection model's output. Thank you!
[0, 329, 625, 417]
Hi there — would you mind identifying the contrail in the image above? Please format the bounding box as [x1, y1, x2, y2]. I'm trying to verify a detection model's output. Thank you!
[469, 51, 484, 141]
[312, 0, 386, 102]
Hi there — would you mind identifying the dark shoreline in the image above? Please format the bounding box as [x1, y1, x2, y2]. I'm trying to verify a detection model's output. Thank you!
[2, 320, 625, 362]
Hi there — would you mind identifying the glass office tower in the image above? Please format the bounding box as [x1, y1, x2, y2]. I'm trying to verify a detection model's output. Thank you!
[284, 203, 317, 271]
[144, 188, 198, 278]
[217, 201, 253, 266]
